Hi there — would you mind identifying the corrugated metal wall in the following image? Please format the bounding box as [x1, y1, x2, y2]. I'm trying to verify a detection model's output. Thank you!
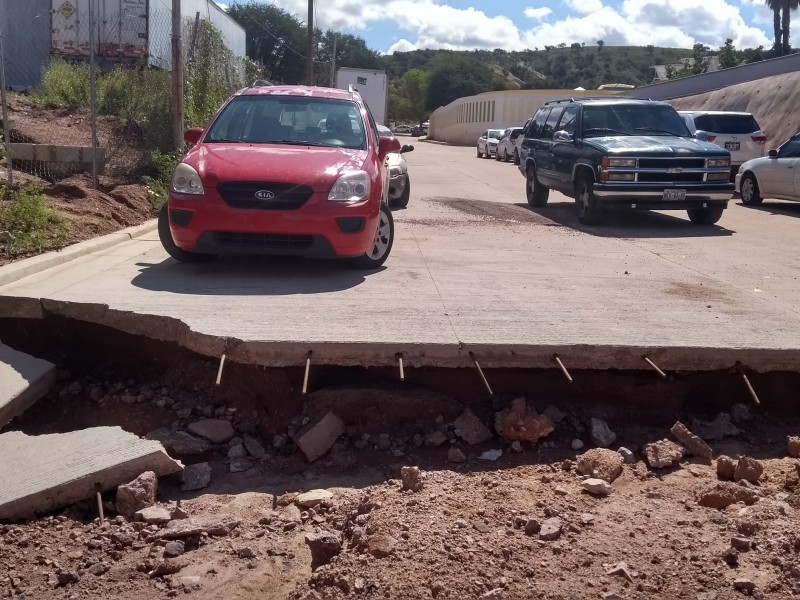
[1, 0, 53, 91]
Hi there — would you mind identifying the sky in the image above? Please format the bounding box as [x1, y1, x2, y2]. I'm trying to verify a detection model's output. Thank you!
[219, 0, 795, 55]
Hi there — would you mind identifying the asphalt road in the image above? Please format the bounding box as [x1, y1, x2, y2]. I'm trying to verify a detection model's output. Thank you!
[1, 140, 799, 371]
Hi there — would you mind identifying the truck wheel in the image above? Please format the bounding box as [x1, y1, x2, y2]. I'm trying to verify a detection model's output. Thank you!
[687, 207, 724, 225]
[158, 205, 216, 263]
[476, 145, 482, 158]
[392, 176, 410, 209]
[740, 174, 763, 206]
[526, 165, 549, 207]
[350, 203, 394, 269]
[513, 149, 520, 165]
[575, 174, 602, 224]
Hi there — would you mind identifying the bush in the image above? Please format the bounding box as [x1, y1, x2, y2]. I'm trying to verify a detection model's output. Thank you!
[0, 184, 71, 255]
[38, 59, 91, 108]
[142, 150, 181, 212]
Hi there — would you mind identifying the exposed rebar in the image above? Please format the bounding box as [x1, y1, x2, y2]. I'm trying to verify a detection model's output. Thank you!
[737, 363, 761, 405]
[469, 352, 493, 396]
[643, 356, 667, 379]
[396, 353, 405, 382]
[554, 354, 573, 383]
[302, 351, 312, 395]
[215, 353, 226, 386]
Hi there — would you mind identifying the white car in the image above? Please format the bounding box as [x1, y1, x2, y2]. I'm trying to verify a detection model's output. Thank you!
[476, 129, 504, 158]
[378, 125, 414, 208]
[495, 126, 524, 162]
[735, 132, 800, 206]
[393, 125, 412, 134]
[679, 111, 766, 178]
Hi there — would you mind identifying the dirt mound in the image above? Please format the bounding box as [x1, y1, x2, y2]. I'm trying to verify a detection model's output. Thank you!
[670, 70, 800, 147]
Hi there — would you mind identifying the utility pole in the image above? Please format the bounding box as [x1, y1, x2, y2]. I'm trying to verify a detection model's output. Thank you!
[171, 0, 184, 149]
[88, 0, 98, 187]
[330, 33, 337, 86]
[0, 24, 12, 185]
[306, 0, 313, 85]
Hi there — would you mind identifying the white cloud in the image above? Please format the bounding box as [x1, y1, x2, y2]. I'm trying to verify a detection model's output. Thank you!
[565, 0, 604, 15]
[523, 7, 552, 21]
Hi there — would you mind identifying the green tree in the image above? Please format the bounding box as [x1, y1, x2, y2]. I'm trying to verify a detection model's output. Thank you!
[765, 0, 800, 55]
[597, 40, 605, 51]
[425, 52, 495, 111]
[717, 38, 741, 68]
[316, 31, 382, 85]
[392, 69, 430, 124]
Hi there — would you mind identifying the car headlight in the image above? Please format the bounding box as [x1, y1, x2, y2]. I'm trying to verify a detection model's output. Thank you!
[329, 170, 370, 202]
[171, 163, 204, 195]
[706, 158, 730, 168]
[607, 158, 636, 167]
[389, 166, 403, 179]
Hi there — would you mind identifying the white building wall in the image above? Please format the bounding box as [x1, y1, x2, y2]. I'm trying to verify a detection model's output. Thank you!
[428, 89, 621, 146]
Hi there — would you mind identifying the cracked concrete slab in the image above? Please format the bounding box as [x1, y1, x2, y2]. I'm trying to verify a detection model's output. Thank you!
[0, 342, 56, 430]
[0, 426, 182, 521]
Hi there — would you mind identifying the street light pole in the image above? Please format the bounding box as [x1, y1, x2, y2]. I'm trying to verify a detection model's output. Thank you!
[306, 0, 313, 85]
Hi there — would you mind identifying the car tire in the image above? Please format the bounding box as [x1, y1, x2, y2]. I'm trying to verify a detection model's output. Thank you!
[575, 174, 602, 224]
[392, 176, 410, 209]
[513, 149, 520, 165]
[740, 173, 763, 206]
[504, 149, 512, 163]
[350, 202, 394, 270]
[526, 165, 549, 207]
[476, 145, 482, 158]
[495, 149, 502, 161]
[687, 207, 724, 225]
[158, 205, 216, 263]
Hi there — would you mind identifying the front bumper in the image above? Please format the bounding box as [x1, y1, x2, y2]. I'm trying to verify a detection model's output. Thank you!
[167, 188, 380, 258]
[388, 173, 407, 200]
[593, 183, 734, 210]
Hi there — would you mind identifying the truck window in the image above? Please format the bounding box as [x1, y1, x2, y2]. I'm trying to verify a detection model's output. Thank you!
[557, 106, 578, 135]
[528, 108, 550, 139]
[541, 107, 565, 139]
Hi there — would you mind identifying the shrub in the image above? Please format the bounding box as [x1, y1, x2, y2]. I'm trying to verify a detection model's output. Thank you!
[38, 59, 90, 108]
[0, 184, 71, 255]
[142, 150, 181, 212]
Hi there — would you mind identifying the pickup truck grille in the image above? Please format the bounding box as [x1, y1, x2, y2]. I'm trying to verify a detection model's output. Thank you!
[638, 172, 705, 183]
[218, 182, 313, 210]
[638, 158, 706, 169]
[605, 157, 727, 184]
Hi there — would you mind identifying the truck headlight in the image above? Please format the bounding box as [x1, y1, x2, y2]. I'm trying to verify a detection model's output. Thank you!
[329, 170, 370, 202]
[706, 158, 730, 168]
[607, 157, 636, 167]
[171, 163, 204, 195]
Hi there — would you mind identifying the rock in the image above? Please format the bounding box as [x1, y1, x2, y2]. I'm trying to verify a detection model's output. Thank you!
[145, 429, 210, 455]
[733, 578, 755, 592]
[571, 439, 584, 451]
[229, 457, 255, 473]
[237, 547, 256, 559]
[243, 435, 267, 459]
[539, 517, 562, 541]
[375, 433, 392, 451]
[787, 436, 800, 458]
[57, 570, 80, 586]
[691, 413, 740, 441]
[425, 431, 448, 447]
[172, 575, 202, 591]
[582, 478, 612, 496]
[716, 455, 736, 480]
[296, 489, 333, 508]
[187, 419, 235, 444]
[135, 506, 172, 525]
[304, 531, 342, 569]
[88, 562, 109, 576]
[617, 447, 635, 464]
[292, 411, 345, 462]
[510, 440, 523, 453]
[159, 517, 240, 539]
[447, 447, 466, 463]
[576, 448, 624, 483]
[730, 404, 752, 424]
[367, 534, 396, 558]
[481, 589, 504, 599]
[163, 541, 185, 558]
[523, 519, 540, 535]
[494, 398, 553, 444]
[401, 466, 423, 492]
[227, 444, 247, 459]
[543, 404, 566, 424]
[116, 471, 157, 517]
[643, 439, 685, 469]
[454, 408, 493, 445]
[479, 449, 503, 461]
[181, 462, 212, 491]
[698, 482, 760, 510]
[590, 418, 617, 447]
[605, 561, 636, 582]
[734, 456, 763, 484]
[670, 421, 712, 459]
[730, 536, 751, 551]
[150, 558, 188, 577]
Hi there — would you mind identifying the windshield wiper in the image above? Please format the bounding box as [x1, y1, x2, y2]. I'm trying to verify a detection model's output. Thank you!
[633, 127, 678, 136]
[583, 127, 627, 136]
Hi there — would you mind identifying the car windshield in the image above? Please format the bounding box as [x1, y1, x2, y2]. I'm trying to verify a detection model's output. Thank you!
[582, 105, 690, 138]
[204, 95, 367, 150]
[487, 129, 504, 139]
[693, 114, 760, 134]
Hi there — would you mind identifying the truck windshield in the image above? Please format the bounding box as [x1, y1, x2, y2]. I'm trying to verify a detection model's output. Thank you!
[582, 105, 690, 138]
[205, 96, 367, 150]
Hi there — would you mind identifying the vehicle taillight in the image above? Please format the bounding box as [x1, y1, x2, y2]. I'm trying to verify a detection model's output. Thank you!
[751, 135, 767, 144]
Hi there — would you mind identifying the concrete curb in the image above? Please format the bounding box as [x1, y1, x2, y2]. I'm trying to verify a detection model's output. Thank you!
[0, 219, 157, 288]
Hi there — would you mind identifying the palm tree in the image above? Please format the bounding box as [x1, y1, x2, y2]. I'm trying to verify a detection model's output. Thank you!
[781, 0, 800, 55]
[765, 0, 783, 53]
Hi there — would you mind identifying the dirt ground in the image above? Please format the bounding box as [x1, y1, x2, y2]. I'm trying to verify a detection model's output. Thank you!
[1, 323, 799, 600]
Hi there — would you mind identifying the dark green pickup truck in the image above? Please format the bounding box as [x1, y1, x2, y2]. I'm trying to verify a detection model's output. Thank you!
[517, 98, 735, 225]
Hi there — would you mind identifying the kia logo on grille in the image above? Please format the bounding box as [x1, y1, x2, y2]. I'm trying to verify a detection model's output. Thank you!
[255, 190, 275, 200]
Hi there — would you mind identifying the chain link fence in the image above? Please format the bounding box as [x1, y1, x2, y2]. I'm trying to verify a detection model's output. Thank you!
[0, 2, 257, 186]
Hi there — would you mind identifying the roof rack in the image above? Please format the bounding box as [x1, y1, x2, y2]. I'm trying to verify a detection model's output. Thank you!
[251, 79, 274, 87]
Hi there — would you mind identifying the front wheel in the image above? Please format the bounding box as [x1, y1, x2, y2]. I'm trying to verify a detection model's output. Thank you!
[513, 149, 520, 165]
[476, 145, 482, 158]
[575, 175, 602, 224]
[158, 205, 216, 263]
[391, 176, 410, 209]
[526, 166, 549, 207]
[740, 174, 763, 206]
[349, 203, 394, 269]
[687, 207, 724, 225]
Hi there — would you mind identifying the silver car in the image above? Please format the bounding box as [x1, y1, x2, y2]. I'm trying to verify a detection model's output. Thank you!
[477, 129, 504, 158]
[378, 125, 414, 208]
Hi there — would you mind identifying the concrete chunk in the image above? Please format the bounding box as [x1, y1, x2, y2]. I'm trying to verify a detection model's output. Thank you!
[0, 342, 56, 429]
[293, 411, 345, 462]
[0, 426, 182, 521]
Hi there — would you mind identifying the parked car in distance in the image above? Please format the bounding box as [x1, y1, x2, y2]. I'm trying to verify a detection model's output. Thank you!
[518, 98, 734, 225]
[477, 129, 504, 158]
[159, 83, 401, 269]
[679, 111, 766, 178]
[735, 132, 800, 206]
[410, 125, 425, 137]
[378, 125, 415, 208]
[495, 127, 525, 162]
[393, 125, 412, 134]
[514, 117, 533, 165]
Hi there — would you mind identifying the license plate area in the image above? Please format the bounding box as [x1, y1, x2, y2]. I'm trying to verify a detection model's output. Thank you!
[724, 141, 740, 151]
[662, 189, 686, 201]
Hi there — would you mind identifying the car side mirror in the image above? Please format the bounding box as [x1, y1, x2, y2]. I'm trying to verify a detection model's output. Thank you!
[379, 135, 401, 159]
[768, 149, 778, 158]
[553, 130, 573, 143]
[184, 128, 203, 145]
[400, 144, 414, 154]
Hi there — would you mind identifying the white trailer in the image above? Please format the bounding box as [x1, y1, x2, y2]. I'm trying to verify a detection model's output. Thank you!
[336, 68, 388, 126]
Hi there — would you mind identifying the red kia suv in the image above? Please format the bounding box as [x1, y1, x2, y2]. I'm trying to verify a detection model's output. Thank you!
[158, 84, 401, 269]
